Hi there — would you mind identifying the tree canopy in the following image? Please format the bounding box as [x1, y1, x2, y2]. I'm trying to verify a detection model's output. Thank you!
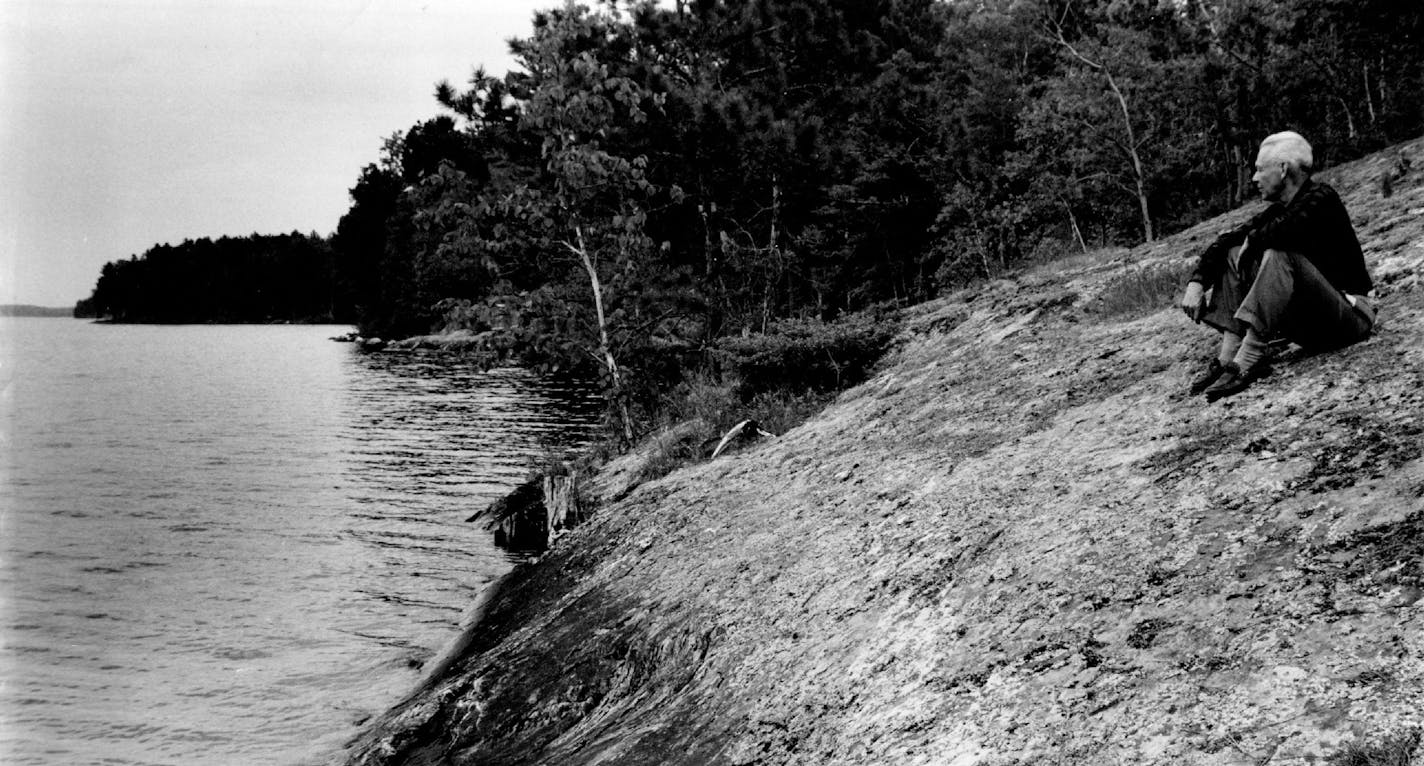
[337, 1, 1419, 335]
[79, 232, 343, 323]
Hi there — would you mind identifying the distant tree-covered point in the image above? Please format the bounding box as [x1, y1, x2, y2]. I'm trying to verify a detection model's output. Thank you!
[76, 232, 352, 324]
[2, 305, 77, 317]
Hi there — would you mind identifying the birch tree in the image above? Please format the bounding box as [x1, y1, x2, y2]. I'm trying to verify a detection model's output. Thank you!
[502, 2, 680, 443]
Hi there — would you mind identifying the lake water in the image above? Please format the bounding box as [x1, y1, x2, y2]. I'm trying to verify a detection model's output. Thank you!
[0, 319, 599, 765]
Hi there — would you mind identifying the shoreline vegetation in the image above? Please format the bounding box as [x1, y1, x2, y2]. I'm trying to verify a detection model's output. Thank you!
[340, 135, 1424, 766]
[345, 307, 900, 554]
[75, 0, 1422, 464]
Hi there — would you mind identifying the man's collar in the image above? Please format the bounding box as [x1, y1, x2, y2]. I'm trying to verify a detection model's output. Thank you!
[1281, 176, 1313, 207]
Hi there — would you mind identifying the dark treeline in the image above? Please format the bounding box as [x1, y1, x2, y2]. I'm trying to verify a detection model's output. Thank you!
[75, 232, 345, 323]
[332, 0, 1421, 438]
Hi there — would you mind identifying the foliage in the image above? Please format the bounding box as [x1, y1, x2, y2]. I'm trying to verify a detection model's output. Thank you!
[79, 232, 343, 323]
[1090, 258, 1195, 319]
[330, 116, 492, 338]
[633, 369, 838, 485]
[715, 307, 901, 398]
[599, 304, 898, 484]
[1327, 728, 1421, 766]
[325, 0, 1421, 444]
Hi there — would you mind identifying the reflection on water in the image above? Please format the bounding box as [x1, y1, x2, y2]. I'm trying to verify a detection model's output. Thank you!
[0, 320, 599, 766]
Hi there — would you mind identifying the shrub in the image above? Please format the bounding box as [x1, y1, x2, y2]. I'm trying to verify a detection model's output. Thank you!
[715, 307, 900, 398]
[1328, 729, 1421, 766]
[631, 421, 713, 485]
[1090, 259, 1194, 319]
[742, 388, 835, 436]
[656, 369, 740, 429]
[657, 369, 834, 451]
[631, 384, 836, 484]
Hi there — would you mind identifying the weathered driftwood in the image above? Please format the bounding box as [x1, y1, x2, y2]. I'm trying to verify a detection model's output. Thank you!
[468, 479, 546, 552]
[469, 471, 586, 552]
[542, 472, 584, 544]
[710, 418, 777, 459]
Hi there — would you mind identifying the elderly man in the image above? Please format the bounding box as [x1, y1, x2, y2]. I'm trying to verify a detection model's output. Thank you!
[1181, 131, 1375, 401]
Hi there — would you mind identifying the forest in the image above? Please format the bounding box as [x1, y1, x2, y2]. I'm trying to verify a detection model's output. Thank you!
[80, 0, 1423, 440]
[75, 232, 344, 323]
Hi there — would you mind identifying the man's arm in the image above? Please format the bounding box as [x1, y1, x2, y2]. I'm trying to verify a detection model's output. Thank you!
[1246, 182, 1335, 255]
[1188, 219, 1252, 288]
[1181, 227, 1246, 323]
[1181, 207, 1278, 322]
[1246, 181, 1371, 295]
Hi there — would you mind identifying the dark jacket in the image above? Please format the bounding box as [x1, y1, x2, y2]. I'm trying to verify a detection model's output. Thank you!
[1190, 179, 1372, 296]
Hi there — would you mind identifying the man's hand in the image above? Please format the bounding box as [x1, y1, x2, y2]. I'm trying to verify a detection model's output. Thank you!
[1180, 281, 1206, 323]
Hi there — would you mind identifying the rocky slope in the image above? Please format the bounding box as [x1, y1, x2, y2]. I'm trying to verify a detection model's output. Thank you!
[341, 137, 1424, 766]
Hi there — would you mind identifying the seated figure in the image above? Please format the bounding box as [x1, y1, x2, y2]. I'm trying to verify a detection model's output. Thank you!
[1181, 131, 1376, 401]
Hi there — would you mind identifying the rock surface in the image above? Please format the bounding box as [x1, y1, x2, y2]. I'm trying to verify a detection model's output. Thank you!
[340, 138, 1424, 765]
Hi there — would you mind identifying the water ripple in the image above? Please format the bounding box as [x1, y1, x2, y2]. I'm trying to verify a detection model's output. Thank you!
[1, 321, 598, 766]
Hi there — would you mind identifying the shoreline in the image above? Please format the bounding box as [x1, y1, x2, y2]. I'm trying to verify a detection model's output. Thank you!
[334, 136, 1424, 766]
[82, 318, 354, 325]
[408, 570, 517, 695]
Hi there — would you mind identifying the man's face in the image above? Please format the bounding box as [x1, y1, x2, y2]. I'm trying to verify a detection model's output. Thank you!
[1252, 148, 1287, 202]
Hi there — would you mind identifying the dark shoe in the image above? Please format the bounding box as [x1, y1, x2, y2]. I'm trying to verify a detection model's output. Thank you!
[1188, 359, 1226, 395]
[1202, 362, 1270, 402]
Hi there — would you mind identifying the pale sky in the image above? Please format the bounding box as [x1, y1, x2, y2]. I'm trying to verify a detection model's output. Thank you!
[1, 0, 560, 307]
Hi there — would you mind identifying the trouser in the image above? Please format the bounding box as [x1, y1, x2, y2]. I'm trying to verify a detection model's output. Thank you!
[1203, 248, 1373, 351]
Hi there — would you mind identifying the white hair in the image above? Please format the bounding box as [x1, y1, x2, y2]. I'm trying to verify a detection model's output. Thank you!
[1259, 131, 1314, 174]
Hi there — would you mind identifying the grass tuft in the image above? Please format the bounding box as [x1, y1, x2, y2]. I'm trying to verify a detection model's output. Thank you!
[1090, 259, 1194, 319]
[632, 373, 836, 485]
[1329, 729, 1421, 766]
[1024, 245, 1132, 279]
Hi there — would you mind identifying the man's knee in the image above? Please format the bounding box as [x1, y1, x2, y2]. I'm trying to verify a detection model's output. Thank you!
[1256, 248, 1295, 273]
[1245, 248, 1305, 295]
[1258, 248, 1321, 276]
